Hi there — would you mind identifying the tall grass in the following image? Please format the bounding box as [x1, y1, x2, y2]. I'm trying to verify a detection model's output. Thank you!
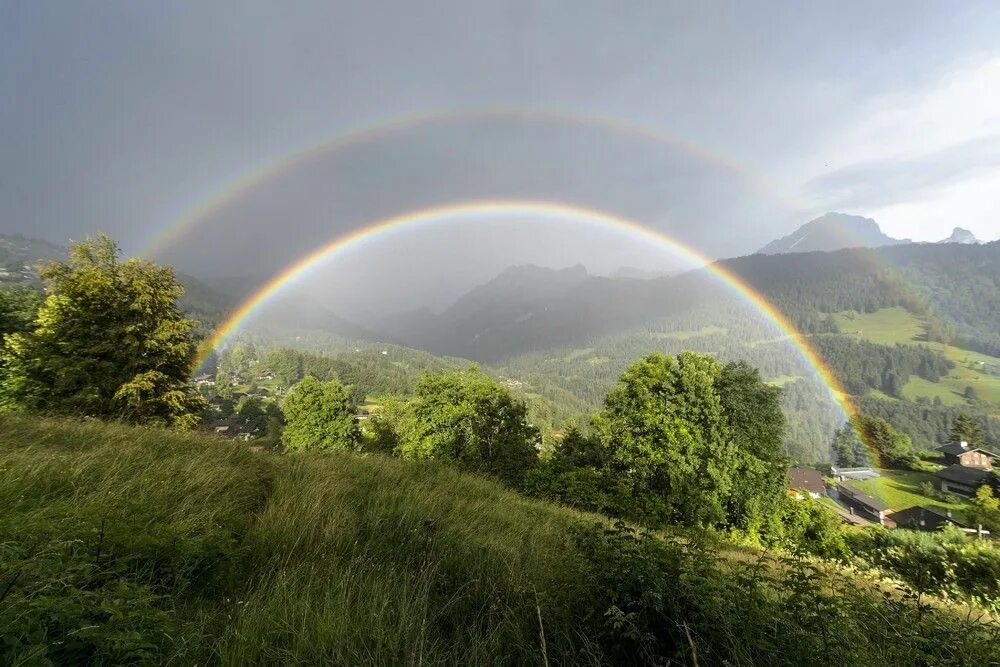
[2, 413, 999, 665]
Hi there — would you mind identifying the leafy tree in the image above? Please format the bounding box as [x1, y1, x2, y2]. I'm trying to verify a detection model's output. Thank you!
[363, 394, 419, 456]
[0, 235, 205, 428]
[857, 415, 913, 468]
[214, 370, 233, 400]
[266, 348, 304, 388]
[593, 352, 736, 528]
[281, 376, 359, 451]
[831, 423, 868, 467]
[968, 486, 1000, 532]
[400, 367, 539, 484]
[964, 385, 977, 401]
[950, 413, 986, 448]
[0, 286, 41, 336]
[235, 395, 268, 435]
[714, 360, 788, 534]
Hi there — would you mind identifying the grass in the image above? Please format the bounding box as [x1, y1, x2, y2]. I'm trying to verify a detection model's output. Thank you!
[3, 414, 999, 664]
[832, 307, 1000, 405]
[845, 469, 969, 522]
[766, 374, 803, 388]
[651, 326, 728, 340]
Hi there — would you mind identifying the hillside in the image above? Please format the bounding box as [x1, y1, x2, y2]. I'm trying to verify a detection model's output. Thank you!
[757, 212, 909, 255]
[3, 414, 999, 664]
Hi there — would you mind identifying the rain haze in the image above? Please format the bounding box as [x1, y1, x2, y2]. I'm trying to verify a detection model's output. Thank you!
[2, 1, 999, 314]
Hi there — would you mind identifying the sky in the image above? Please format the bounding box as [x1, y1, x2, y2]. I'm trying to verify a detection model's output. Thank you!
[2, 1, 999, 310]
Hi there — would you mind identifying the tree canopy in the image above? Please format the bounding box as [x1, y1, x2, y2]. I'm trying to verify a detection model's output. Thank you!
[281, 376, 359, 451]
[0, 235, 204, 428]
[592, 352, 788, 530]
[399, 367, 539, 484]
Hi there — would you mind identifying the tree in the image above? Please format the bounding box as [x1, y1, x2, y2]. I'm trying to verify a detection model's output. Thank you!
[0, 286, 41, 336]
[831, 423, 868, 467]
[593, 352, 736, 528]
[857, 415, 913, 468]
[0, 235, 205, 428]
[401, 367, 539, 484]
[964, 385, 977, 401]
[950, 413, 986, 448]
[281, 376, 359, 451]
[967, 485, 1000, 532]
[714, 360, 788, 534]
[266, 348, 304, 388]
[215, 369, 233, 400]
[235, 395, 268, 435]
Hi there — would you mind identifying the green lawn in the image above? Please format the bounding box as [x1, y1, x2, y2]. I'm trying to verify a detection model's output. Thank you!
[651, 326, 728, 341]
[766, 374, 803, 387]
[832, 307, 1000, 406]
[845, 469, 969, 522]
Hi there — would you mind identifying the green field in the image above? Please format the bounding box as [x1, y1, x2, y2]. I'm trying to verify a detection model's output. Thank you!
[845, 469, 969, 522]
[652, 325, 728, 340]
[833, 307, 1000, 405]
[5, 414, 1000, 664]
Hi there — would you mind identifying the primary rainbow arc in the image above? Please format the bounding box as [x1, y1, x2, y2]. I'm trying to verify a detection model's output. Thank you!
[192, 199, 866, 459]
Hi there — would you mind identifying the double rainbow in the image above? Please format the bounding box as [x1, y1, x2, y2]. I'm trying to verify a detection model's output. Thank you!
[190, 200, 861, 448]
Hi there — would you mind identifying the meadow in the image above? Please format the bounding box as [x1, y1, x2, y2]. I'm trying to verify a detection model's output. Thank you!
[833, 307, 1000, 406]
[3, 414, 1000, 665]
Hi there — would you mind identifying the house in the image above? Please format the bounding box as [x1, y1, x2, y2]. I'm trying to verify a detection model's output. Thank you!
[831, 483, 895, 526]
[830, 466, 880, 481]
[787, 467, 826, 499]
[935, 441, 997, 470]
[934, 464, 992, 497]
[890, 506, 965, 533]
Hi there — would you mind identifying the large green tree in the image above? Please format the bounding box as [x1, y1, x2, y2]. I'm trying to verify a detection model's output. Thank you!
[400, 367, 539, 484]
[281, 376, 359, 451]
[593, 352, 788, 530]
[0, 235, 205, 428]
[714, 360, 788, 535]
[594, 352, 736, 527]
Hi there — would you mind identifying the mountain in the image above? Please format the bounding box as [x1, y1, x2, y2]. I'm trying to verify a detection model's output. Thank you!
[0, 233, 64, 284]
[757, 212, 909, 255]
[938, 227, 980, 244]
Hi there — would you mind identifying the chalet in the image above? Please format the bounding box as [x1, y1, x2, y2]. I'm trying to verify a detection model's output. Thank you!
[787, 467, 826, 499]
[829, 466, 879, 481]
[831, 483, 895, 526]
[935, 441, 997, 470]
[890, 506, 965, 533]
[934, 464, 992, 497]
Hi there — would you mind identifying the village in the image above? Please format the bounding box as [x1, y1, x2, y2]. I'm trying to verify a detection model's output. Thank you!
[788, 439, 998, 538]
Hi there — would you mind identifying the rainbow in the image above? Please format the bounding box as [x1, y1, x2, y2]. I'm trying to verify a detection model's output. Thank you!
[192, 199, 866, 456]
[141, 107, 813, 258]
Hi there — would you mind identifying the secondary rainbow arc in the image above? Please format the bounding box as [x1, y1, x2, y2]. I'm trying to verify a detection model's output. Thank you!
[191, 199, 867, 460]
[141, 107, 813, 258]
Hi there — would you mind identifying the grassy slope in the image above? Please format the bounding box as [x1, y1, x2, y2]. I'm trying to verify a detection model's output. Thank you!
[832, 307, 1000, 406]
[3, 415, 1000, 665]
[846, 469, 969, 522]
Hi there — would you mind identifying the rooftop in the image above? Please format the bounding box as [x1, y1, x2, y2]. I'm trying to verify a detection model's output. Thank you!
[837, 483, 892, 512]
[936, 441, 998, 457]
[934, 464, 992, 486]
[787, 467, 826, 493]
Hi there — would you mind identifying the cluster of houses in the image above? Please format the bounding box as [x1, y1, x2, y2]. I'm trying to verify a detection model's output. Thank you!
[788, 440, 997, 538]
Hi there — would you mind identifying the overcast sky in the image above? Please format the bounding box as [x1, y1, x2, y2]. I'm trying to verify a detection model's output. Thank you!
[2, 1, 999, 294]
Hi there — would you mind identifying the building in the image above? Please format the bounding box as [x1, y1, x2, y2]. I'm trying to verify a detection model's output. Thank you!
[890, 506, 965, 533]
[787, 467, 826, 499]
[830, 466, 879, 481]
[934, 464, 992, 497]
[831, 483, 895, 526]
[935, 441, 997, 469]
